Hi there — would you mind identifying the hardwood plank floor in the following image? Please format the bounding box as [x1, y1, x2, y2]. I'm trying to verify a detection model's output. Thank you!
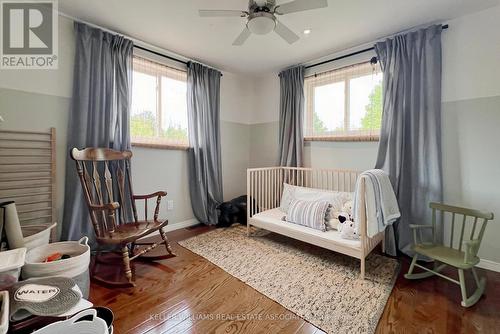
[89, 226, 500, 334]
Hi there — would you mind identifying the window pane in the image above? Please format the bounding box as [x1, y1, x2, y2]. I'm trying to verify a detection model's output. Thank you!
[304, 62, 382, 140]
[314, 81, 345, 135]
[349, 72, 383, 131]
[131, 71, 158, 138]
[131, 56, 188, 147]
[160, 76, 188, 144]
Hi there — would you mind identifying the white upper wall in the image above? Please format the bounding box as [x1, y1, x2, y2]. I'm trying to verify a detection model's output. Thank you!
[220, 72, 254, 124]
[441, 5, 500, 102]
[251, 74, 280, 125]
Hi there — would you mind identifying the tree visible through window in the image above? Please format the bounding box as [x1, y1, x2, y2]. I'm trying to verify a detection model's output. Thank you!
[360, 82, 382, 130]
[304, 62, 383, 141]
[131, 56, 188, 148]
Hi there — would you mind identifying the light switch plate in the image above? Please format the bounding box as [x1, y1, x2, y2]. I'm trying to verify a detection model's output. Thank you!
[167, 200, 174, 211]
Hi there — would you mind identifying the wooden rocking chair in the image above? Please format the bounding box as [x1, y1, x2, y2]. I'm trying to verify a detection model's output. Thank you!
[405, 202, 494, 307]
[71, 147, 175, 287]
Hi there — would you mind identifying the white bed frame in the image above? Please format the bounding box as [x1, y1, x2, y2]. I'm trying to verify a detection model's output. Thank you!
[246, 167, 385, 279]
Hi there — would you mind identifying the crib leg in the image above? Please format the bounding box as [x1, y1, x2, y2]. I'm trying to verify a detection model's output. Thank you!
[247, 222, 250, 237]
[360, 257, 365, 280]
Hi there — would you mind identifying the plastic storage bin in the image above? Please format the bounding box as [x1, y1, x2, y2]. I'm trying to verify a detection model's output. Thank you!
[0, 247, 26, 290]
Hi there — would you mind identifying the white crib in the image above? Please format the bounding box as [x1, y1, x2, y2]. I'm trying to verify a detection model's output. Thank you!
[246, 167, 385, 279]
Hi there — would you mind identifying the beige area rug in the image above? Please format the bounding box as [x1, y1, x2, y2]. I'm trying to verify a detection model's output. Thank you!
[178, 225, 399, 334]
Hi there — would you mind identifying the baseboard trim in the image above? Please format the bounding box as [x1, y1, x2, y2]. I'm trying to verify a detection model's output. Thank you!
[163, 218, 200, 232]
[478, 259, 500, 273]
[138, 218, 200, 241]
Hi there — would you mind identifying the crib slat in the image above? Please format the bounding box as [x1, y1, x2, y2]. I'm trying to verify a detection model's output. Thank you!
[450, 212, 455, 248]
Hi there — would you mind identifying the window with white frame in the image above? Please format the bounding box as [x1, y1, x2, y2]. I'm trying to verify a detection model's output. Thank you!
[131, 56, 188, 148]
[304, 62, 383, 141]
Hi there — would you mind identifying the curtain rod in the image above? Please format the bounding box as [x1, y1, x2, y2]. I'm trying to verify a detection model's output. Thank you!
[133, 45, 187, 66]
[305, 24, 449, 70]
[134, 45, 223, 76]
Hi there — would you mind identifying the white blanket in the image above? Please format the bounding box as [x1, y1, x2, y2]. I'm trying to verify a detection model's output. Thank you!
[354, 169, 400, 237]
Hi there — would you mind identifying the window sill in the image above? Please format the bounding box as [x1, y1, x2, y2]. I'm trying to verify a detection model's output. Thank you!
[131, 142, 189, 151]
[304, 135, 380, 142]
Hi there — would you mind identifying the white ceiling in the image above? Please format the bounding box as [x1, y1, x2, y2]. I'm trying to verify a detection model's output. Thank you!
[59, 0, 499, 75]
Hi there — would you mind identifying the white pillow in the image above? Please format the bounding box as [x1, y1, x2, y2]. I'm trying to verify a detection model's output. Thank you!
[279, 183, 353, 215]
[279, 183, 296, 213]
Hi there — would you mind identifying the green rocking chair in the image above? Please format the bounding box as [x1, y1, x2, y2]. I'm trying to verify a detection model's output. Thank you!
[405, 202, 494, 307]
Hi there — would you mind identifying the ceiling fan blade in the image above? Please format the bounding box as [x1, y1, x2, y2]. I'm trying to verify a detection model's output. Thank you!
[275, 0, 328, 15]
[232, 28, 252, 46]
[199, 10, 247, 17]
[274, 20, 299, 44]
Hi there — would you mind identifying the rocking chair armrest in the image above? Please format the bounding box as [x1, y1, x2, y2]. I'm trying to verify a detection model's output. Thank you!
[133, 192, 167, 222]
[89, 202, 120, 211]
[133, 191, 167, 200]
[463, 239, 481, 264]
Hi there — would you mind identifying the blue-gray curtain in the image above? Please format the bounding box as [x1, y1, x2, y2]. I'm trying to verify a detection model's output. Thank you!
[278, 66, 305, 167]
[374, 24, 443, 256]
[61, 22, 133, 244]
[187, 62, 223, 225]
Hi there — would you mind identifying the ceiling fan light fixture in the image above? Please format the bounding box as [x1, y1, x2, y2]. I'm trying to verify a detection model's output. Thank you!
[246, 12, 276, 35]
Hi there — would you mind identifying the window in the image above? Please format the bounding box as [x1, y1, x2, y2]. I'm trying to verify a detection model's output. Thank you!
[131, 56, 188, 148]
[304, 62, 383, 141]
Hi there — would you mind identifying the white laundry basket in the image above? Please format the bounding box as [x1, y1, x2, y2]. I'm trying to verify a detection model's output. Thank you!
[21, 222, 57, 251]
[22, 237, 91, 298]
[33, 309, 109, 334]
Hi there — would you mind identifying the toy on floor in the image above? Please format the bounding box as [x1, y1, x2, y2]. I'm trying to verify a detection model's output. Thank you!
[217, 195, 248, 227]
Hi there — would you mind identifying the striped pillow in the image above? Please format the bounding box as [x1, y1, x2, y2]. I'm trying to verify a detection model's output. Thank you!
[285, 200, 331, 232]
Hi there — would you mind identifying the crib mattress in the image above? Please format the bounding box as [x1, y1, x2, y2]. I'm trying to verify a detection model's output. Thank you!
[251, 208, 362, 256]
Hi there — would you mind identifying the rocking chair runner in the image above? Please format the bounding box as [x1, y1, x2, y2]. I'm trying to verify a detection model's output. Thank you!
[71, 147, 175, 287]
[405, 202, 494, 307]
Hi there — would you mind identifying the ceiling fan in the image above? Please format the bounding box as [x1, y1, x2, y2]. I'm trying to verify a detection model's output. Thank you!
[199, 0, 328, 45]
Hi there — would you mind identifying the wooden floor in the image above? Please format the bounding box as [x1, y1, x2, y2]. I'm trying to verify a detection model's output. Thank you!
[89, 226, 500, 334]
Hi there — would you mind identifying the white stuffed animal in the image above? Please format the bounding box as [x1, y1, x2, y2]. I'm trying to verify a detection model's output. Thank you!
[326, 200, 355, 232]
[336, 201, 359, 240]
[342, 200, 354, 220]
[336, 212, 350, 231]
[340, 220, 359, 240]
